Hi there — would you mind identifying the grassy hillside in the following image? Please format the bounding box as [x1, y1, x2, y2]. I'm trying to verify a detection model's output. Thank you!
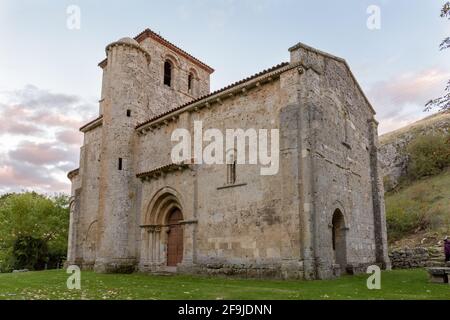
[380, 111, 450, 247]
[379, 111, 450, 191]
[380, 111, 450, 145]
[385, 167, 450, 247]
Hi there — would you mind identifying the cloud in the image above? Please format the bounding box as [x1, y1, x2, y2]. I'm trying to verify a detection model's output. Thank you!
[9, 141, 75, 166]
[30, 112, 84, 129]
[0, 162, 70, 194]
[367, 67, 450, 134]
[56, 130, 83, 145]
[0, 85, 94, 137]
[7, 85, 80, 110]
[176, 0, 275, 29]
[0, 120, 43, 135]
[0, 85, 96, 194]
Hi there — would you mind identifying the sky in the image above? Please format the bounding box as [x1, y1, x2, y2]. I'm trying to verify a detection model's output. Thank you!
[0, 0, 449, 195]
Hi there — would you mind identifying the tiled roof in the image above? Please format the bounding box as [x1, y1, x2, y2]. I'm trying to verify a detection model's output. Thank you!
[99, 28, 214, 73]
[67, 168, 79, 180]
[136, 62, 289, 130]
[136, 162, 191, 180]
[79, 115, 103, 132]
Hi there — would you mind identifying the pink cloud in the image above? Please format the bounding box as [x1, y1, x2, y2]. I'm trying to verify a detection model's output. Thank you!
[367, 68, 450, 134]
[31, 112, 84, 129]
[0, 164, 70, 193]
[9, 141, 75, 166]
[0, 85, 95, 136]
[56, 130, 83, 145]
[0, 85, 95, 194]
[368, 68, 450, 118]
[0, 120, 43, 135]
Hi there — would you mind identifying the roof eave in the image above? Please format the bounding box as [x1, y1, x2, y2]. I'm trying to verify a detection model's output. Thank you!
[79, 116, 103, 133]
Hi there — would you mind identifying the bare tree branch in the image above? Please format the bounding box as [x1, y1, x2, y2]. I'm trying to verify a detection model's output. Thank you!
[426, 2, 450, 111]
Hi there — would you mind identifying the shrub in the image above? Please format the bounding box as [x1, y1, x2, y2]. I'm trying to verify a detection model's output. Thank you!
[426, 205, 447, 231]
[383, 175, 396, 192]
[386, 198, 430, 241]
[406, 133, 450, 179]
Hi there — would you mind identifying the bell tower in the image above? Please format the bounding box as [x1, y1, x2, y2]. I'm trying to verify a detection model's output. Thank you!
[73, 29, 213, 273]
[94, 37, 151, 272]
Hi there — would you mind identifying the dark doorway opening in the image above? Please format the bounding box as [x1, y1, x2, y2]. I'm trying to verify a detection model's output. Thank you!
[332, 209, 347, 272]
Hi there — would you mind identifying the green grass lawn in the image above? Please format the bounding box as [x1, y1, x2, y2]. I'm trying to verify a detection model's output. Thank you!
[0, 269, 449, 300]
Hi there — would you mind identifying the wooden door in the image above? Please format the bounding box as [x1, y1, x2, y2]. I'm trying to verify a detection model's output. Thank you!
[167, 209, 183, 266]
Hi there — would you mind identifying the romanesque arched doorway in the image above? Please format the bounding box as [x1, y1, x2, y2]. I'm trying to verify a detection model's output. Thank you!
[140, 187, 190, 270]
[166, 209, 183, 266]
[332, 209, 347, 271]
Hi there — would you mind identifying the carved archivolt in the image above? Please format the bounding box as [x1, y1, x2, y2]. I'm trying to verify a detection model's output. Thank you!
[144, 187, 184, 226]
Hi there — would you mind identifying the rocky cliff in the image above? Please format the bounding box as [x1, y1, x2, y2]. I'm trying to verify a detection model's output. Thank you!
[379, 111, 450, 189]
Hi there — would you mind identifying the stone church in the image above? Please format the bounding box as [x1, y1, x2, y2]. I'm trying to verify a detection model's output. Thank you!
[67, 28, 390, 279]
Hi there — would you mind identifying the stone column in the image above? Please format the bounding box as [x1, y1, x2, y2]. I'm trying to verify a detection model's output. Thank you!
[179, 221, 198, 268]
[148, 229, 154, 263]
[155, 227, 162, 264]
[298, 68, 321, 279]
[66, 190, 82, 267]
[368, 118, 391, 270]
[279, 103, 303, 279]
[139, 228, 148, 267]
[66, 196, 77, 265]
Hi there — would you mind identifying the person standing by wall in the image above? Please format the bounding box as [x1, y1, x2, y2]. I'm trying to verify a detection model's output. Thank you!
[444, 236, 450, 263]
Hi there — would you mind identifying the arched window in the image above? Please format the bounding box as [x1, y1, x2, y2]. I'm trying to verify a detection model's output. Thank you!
[164, 60, 172, 87]
[188, 73, 193, 93]
[227, 161, 236, 185]
[226, 149, 237, 185]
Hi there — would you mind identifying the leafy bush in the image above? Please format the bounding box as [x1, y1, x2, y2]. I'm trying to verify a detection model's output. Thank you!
[383, 175, 396, 192]
[0, 192, 69, 272]
[406, 133, 450, 179]
[426, 205, 447, 231]
[386, 198, 430, 241]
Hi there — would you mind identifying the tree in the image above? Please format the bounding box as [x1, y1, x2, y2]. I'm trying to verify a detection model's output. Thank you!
[425, 2, 450, 111]
[12, 236, 48, 270]
[0, 192, 70, 272]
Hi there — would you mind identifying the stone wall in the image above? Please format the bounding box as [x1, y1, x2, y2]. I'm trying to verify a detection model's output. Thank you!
[389, 247, 444, 269]
[136, 67, 304, 279]
[289, 43, 390, 278]
[134, 43, 389, 279]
